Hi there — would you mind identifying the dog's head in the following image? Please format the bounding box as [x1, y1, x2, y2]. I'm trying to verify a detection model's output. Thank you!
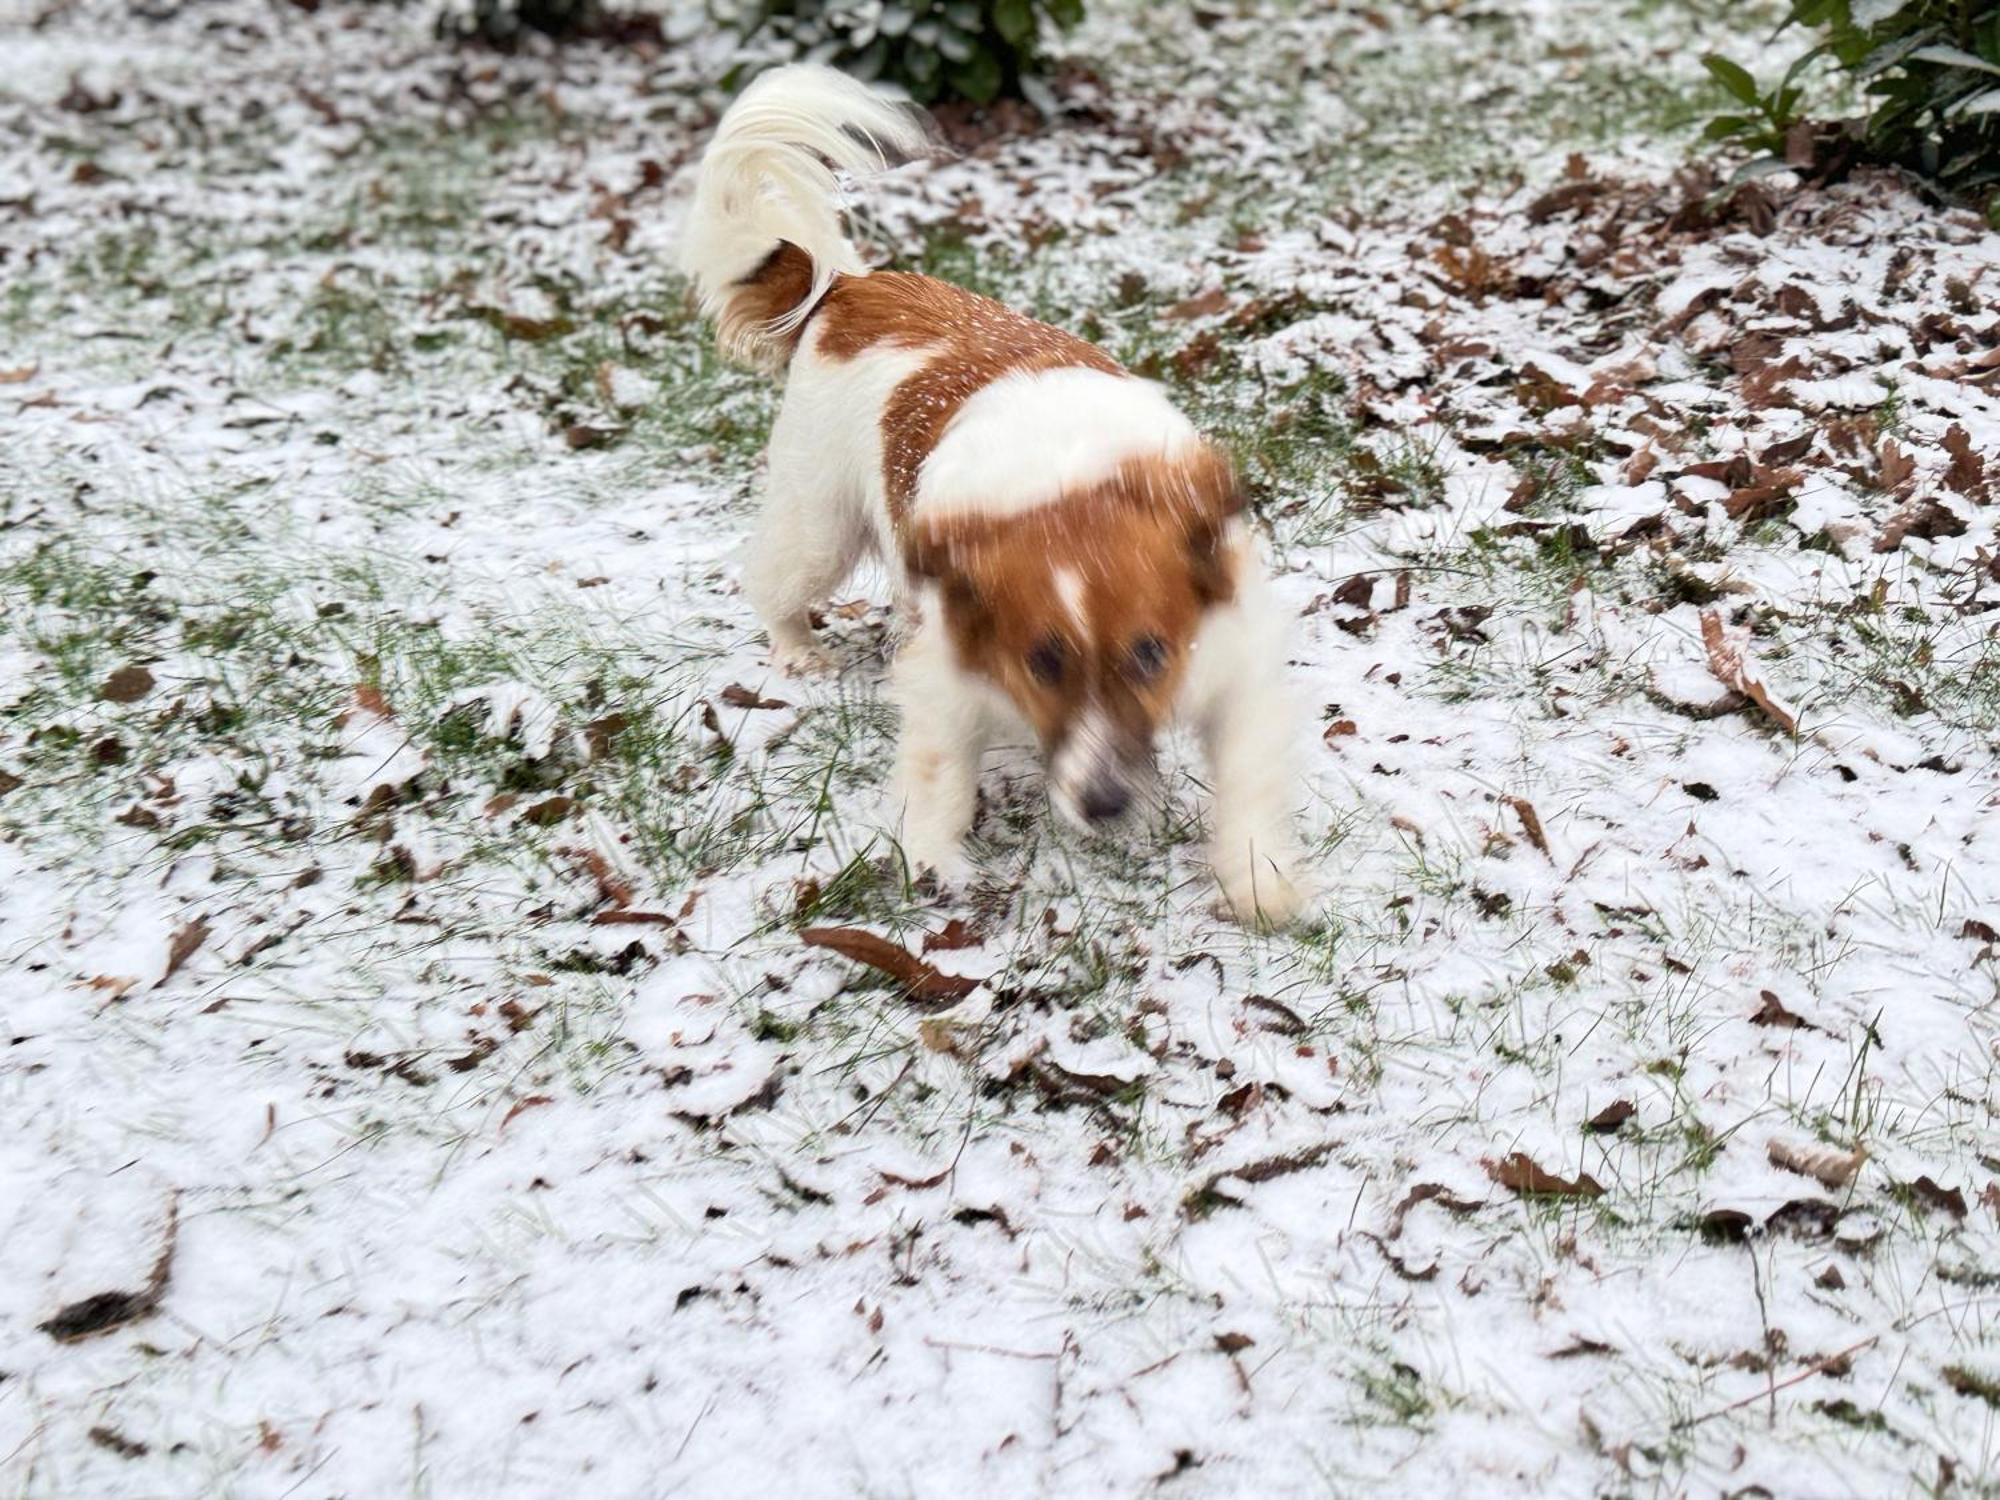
[906, 450, 1244, 830]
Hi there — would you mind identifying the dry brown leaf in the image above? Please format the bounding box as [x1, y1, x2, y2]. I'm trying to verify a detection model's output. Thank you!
[1385, 1181, 1487, 1239]
[1905, 1175, 1967, 1219]
[500, 1094, 552, 1132]
[1751, 989, 1816, 1030]
[38, 1194, 179, 1343]
[1941, 424, 1989, 500]
[922, 919, 983, 953]
[1243, 994, 1307, 1036]
[719, 683, 789, 711]
[0, 364, 39, 385]
[100, 665, 154, 703]
[158, 918, 210, 988]
[521, 796, 576, 827]
[800, 926, 979, 1005]
[1758, 430, 1815, 466]
[916, 1016, 976, 1056]
[1184, 1142, 1336, 1217]
[583, 712, 628, 759]
[1876, 437, 1916, 492]
[1163, 287, 1230, 321]
[1699, 609, 1798, 735]
[1504, 795, 1551, 858]
[1585, 1100, 1636, 1133]
[561, 846, 632, 909]
[1485, 1152, 1605, 1198]
[1768, 1138, 1866, 1190]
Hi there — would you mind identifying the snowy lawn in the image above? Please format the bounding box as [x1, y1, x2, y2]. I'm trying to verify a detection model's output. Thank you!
[3, 1, 1999, 1494]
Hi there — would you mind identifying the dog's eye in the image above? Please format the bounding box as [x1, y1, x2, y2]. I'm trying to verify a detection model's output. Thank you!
[1126, 635, 1168, 683]
[1027, 637, 1067, 686]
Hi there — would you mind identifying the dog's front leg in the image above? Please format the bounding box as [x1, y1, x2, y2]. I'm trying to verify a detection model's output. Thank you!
[1185, 585, 1310, 928]
[887, 614, 985, 885]
[1201, 686, 1308, 927]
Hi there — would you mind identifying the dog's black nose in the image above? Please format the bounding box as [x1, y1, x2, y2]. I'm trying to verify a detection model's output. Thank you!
[1081, 782, 1131, 823]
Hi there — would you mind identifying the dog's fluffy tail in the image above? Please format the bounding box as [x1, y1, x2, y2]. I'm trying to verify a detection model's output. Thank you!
[679, 64, 929, 367]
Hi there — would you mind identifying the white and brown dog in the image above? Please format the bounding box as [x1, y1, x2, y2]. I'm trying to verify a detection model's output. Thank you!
[679, 65, 1307, 925]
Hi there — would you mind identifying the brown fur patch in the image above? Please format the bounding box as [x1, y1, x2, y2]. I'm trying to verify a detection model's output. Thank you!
[908, 450, 1244, 752]
[810, 271, 1123, 517]
[719, 242, 818, 366]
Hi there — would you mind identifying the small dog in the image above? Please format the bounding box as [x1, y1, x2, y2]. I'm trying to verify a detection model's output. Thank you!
[680, 65, 1306, 925]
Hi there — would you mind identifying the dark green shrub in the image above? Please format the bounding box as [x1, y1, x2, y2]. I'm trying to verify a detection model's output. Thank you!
[440, 0, 604, 45]
[1704, 1, 2000, 212]
[739, 0, 1085, 105]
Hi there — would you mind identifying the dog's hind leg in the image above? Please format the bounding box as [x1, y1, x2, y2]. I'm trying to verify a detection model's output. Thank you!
[741, 406, 870, 675]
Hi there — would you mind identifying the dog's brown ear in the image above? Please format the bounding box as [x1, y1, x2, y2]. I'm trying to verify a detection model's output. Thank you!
[1183, 451, 1246, 604]
[906, 524, 988, 625]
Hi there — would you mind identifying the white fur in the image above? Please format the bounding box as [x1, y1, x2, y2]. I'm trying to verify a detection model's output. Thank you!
[916, 366, 1198, 518]
[677, 64, 929, 361]
[1179, 529, 1310, 925]
[743, 327, 934, 667]
[1046, 703, 1120, 829]
[1053, 566, 1088, 637]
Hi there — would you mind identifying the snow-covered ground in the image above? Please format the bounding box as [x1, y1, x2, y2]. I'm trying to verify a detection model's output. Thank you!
[3, 1, 1998, 1494]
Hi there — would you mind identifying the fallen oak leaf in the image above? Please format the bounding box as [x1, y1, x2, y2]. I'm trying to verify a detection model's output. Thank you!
[1183, 1142, 1335, 1217]
[1548, 1337, 1616, 1359]
[800, 926, 979, 1006]
[1904, 1176, 1967, 1219]
[1941, 424, 1988, 499]
[100, 665, 155, 703]
[468, 304, 572, 341]
[1485, 1152, 1604, 1199]
[1751, 989, 1818, 1030]
[719, 682, 789, 711]
[1768, 1138, 1865, 1190]
[1503, 795, 1551, 859]
[1358, 1231, 1439, 1282]
[1695, 1207, 1754, 1243]
[1699, 609, 1798, 735]
[560, 845, 632, 908]
[1585, 1099, 1636, 1133]
[38, 1193, 179, 1343]
[1385, 1181, 1486, 1239]
[521, 796, 576, 827]
[922, 918, 983, 953]
[1765, 1198, 1840, 1239]
[158, 918, 211, 988]
[1163, 287, 1230, 321]
[500, 1094, 553, 1132]
[879, 1167, 951, 1191]
[1243, 994, 1308, 1036]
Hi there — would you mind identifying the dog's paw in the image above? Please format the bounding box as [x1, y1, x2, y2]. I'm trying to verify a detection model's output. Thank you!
[771, 641, 836, 678]
[1213, 846, 1310, 930]
[899, 831, 972, 894]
